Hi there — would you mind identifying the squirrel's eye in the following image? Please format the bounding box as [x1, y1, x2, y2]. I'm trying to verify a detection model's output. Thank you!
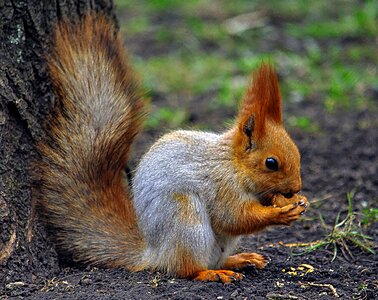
[265, 157, 278, 171]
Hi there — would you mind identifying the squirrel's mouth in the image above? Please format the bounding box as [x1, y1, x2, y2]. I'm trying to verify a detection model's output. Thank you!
[259, 190, 298, 206]
[259, 193, 275, 206]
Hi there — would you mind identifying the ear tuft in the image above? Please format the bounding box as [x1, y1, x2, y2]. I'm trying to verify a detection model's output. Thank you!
[236, 62, 283, 140]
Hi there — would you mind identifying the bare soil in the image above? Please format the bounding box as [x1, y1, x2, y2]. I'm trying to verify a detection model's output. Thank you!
[1, 6, 377, 300]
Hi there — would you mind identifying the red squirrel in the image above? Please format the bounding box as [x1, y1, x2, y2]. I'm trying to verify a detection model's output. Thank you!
[38, 14, 309, 283]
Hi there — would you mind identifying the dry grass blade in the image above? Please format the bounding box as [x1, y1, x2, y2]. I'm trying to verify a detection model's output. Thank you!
[299, 281, 340, 298]
[293, 191, 376, 260]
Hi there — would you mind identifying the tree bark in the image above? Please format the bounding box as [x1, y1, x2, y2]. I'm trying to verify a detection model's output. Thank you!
[0, 0, 116, 289]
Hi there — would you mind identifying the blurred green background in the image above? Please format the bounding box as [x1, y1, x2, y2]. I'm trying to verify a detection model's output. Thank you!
[115, 0, 377, 131]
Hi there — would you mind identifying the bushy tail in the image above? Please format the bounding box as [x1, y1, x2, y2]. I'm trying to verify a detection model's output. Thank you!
[38, 14, 146, 269]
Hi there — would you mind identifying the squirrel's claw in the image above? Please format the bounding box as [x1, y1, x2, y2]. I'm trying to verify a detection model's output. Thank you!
[262, 254, 271, 263]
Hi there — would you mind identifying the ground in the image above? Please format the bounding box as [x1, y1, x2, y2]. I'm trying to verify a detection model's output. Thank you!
[2, 1, 377, 299]
[4, 92, 376, 300]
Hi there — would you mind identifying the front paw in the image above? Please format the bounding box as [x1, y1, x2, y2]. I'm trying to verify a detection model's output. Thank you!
[272, 196, 309, 225]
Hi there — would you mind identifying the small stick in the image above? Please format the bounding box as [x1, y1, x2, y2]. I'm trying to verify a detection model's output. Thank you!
[299, 281, 340, 298]
[278, 241, 321, 247]
[266, 292, 301, 299]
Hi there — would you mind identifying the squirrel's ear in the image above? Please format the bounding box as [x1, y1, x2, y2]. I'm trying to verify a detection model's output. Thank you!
[236, 63, 282, 142]
[242, 115, 256, 151]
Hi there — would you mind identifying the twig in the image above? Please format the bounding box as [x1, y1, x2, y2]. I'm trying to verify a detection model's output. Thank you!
[299, 281, 340, 298]
[266, 292, 302, 299]
[278, 241, 321, 248]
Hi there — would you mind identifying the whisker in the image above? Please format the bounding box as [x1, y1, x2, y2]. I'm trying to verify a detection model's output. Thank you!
[257, 186, 277, 198]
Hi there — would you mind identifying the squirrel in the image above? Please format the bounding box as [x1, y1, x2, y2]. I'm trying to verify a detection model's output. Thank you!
[37, 14, 309, 283]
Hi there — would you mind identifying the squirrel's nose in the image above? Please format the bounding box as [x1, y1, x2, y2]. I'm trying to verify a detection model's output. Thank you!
[282, 187, 301, 198]
[283, 192, 294, 198]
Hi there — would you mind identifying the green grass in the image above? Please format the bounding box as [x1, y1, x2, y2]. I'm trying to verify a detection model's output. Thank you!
[288, 116, 319, 132]
[300, 192, 376, 261]
[136, 54, 234, 96]
[362, 207, 378, 226]
[116, 0, 377, 129]
[145, 107, 187, 129]
[287, 0, 377, 38]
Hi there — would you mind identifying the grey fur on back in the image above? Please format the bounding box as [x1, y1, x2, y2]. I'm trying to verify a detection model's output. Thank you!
[132, 130, 241, 273]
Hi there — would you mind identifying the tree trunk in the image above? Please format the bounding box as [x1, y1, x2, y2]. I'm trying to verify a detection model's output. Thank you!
[0, 0, 116, 290]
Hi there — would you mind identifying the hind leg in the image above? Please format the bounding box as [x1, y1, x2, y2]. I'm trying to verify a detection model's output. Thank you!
[222, 252, 269, 269]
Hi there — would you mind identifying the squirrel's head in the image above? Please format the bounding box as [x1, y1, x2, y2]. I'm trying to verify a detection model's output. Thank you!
[232, 63, 302, 201]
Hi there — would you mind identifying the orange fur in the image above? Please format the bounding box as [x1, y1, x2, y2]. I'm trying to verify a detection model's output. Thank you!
[193, 270, 244, 284]
[174, 245, 207, 278]
[236, 63, 282, 141]
[38, 14, 146, 269]
[222, 252, 268, 270]
[173, 193, 202, 225]
[212, 197, 308, 236]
